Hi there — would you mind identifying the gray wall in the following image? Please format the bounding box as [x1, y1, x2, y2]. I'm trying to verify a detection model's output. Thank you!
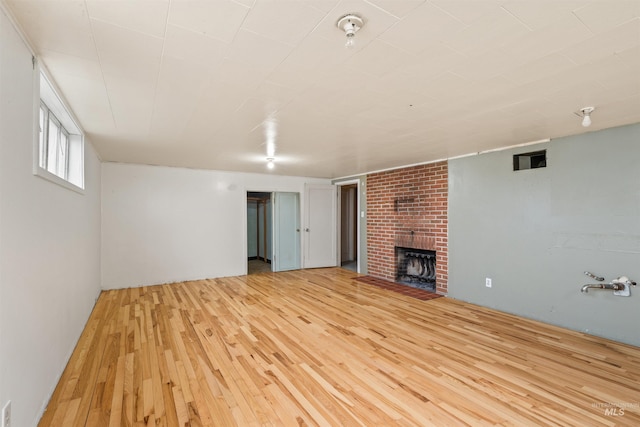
[449, 123, 640, 346]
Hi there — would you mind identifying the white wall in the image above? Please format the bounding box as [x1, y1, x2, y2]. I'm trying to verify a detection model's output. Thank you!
[0, 8, 102, 427]
[101, 162, 329, 289]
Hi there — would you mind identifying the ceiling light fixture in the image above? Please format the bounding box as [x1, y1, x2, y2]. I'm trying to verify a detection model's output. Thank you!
[336, 14, 364, 48]
[266, 157, 275, 170]
[575, 106, 595, 127]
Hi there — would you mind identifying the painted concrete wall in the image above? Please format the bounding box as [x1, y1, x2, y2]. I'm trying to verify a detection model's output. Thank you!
[0, 9, 102, 427]
[101, 162, 329, 289]
[449, 123, 640, 346]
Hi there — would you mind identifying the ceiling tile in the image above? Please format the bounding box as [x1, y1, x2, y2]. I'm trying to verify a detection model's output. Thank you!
[39, 48, 102, 82]
[8, 0, 96, 59]
[442, 7, 530, 56]
[150, 55, 213, 141]
[412, 72, 469, 101]
[234, 98, 279, 138]
[91, 20, 163, 83]
[497, 97, 551, 117]
[377, 2, 466, 54]
[302, 0, 341, 13]
[163, 24, 228, 70]
[429, 0, 502, 25]
[573, 1, 640, 34]
[587, 55, 640, 96]
[251, 81, 301, 111]
[501, 12, 593, 62]
[213, 58, 273, 93]
[448, 77, 517, 112]
[265, 32, 353, 90]
[502, 1, 588, 31]
[500, 53, 577, 86]
[615, 45, 640, 68]
[449, 49, 525, 81]
[241, 0, 327, 45]
[513, 66, 594, 103]
[86, 0, 169, 38]
[395, 41, 467, 81]
[46, 72, 113, 133]
[182, 76, 253, 141]
[168, 0, 249, 43]
[364, 71, 439, 109]
[561, 19, 640, 65]
[103, 73, 155, 137]
[364, 0, 426, 18]
[231, 0, 257, 8]
[345, 39, 416, 77]
[224, 29, 295, 71]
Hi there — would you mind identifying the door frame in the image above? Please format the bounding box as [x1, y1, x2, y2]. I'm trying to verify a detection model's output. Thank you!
[336, 178, 361, 273]
[245, 191, 273, 273]
[245, 189, 303, 274]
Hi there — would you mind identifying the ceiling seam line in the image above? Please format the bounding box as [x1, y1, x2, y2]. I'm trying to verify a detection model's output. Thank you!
[147, 0, 173, 132]
[84, 0, 117, 129]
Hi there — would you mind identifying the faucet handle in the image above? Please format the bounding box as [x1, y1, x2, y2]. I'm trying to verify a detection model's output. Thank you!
[584, 271, 605, 281]
[615, 276, 636, 286]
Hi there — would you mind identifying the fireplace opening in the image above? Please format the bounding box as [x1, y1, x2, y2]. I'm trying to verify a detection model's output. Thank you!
[395, 247, 436, 291]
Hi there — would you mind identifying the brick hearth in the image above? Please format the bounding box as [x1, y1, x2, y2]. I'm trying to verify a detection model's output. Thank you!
[367, 162, 448, 294]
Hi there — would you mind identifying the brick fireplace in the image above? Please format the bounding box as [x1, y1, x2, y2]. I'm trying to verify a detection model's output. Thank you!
[367, 162, 448, 294]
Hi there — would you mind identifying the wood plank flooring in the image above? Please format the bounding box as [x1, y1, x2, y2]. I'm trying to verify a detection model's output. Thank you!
[39, 268, 640, 426]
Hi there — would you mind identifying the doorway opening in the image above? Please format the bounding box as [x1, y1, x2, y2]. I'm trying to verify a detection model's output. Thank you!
[339, 183, 359, 272]
[247, 191, 301, 275]
[247, 192, 272, 274]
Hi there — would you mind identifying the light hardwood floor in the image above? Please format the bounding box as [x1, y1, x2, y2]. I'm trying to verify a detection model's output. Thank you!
[39, 268, 640, 426]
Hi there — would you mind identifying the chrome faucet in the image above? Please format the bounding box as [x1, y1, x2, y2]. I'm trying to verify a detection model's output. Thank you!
[581, 283, 625, 293]
[581, 276, 636, 293]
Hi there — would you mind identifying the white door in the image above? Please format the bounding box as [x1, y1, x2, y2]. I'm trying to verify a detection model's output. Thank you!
[304, 184, 337, 268]
[273, 192, 301, 271]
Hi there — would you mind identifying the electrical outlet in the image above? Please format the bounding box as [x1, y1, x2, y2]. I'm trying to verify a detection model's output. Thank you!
[485, 277, 492, 288]
[2, 400, 11, 427]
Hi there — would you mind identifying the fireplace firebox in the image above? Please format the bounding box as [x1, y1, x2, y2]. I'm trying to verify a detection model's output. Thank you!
[395, 247, 436, 291]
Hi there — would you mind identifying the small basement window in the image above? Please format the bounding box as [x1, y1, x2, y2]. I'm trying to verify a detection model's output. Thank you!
[513, 150, 546, 171]
[35, 71, 84, 191]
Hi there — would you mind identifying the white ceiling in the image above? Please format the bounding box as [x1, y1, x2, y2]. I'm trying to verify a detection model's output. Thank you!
[5, 0, 640, 178]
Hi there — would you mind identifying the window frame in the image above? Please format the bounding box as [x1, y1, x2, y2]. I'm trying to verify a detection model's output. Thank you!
[40, 101, 71, 180]
[34, 68, 85, 193]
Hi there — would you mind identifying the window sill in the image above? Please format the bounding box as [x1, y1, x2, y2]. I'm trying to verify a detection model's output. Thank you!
[34, 166, 84, 194]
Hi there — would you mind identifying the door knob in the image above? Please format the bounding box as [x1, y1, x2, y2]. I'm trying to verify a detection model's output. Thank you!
[305, 228, 310, 232]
